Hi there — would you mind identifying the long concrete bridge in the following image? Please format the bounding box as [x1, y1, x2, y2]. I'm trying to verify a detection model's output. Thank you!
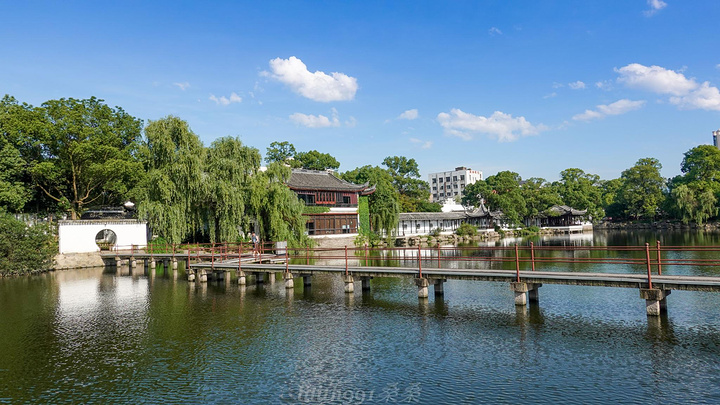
[102, 242, 720, 317]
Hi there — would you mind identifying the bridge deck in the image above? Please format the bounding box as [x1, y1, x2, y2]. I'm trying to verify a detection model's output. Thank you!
[190, 261, 720, 292]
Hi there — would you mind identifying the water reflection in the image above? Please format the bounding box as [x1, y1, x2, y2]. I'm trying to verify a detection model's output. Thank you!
[3, 230, 720, 403]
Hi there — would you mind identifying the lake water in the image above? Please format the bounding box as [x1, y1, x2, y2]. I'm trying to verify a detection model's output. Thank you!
[2, 230, 720, 404]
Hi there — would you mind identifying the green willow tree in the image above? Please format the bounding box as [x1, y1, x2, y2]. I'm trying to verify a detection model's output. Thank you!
[134, 116, 207, 244]
[203, 137, 262, 243]
[248, 163, 309, 246]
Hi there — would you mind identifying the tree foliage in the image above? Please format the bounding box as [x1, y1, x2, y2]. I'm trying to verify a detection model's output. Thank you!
[265, 141, 296, 165]
[294, 149, 340, 170]
[17, 97, 144, 218]
[618, 158, 665, 220]
[134, 116, 206, 244]
[342, 165, 399, 235]
[382, 156, 432, 212]
[553, 168, 604, 221]
[0, 213, 57, 275]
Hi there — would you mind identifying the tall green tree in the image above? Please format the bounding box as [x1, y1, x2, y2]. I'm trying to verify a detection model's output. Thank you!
[0, 96, 40, 212]
[667, 145, 720, 224]
[600, 178, 625, 219]
[204, 137, 261, 243]
[618, 158, 666, 220]
[553, 168, 604, 221]
[342, 165, 399, 235]
[294, 149, 340, 171]
[24, 97, 143, 219]
[520, 177, 562, 218]
[463, 171, 526, 226]
[265, 141, 297, 165]
[134, 116, 206, 244]
[381, 156, 432, 212]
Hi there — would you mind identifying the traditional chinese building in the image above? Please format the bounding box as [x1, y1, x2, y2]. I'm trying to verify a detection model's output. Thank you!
[286, 169, 375, 236]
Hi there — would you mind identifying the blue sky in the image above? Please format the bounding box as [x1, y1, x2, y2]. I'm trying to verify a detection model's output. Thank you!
[2, 1, 719, 182]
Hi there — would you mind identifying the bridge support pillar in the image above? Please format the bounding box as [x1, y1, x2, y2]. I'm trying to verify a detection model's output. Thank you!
[267, 272, 275, 285]
[115, 256, 121, 267]
[510, 282, 542, 306]
[130, 258, 137, 268]
[172, 258, 178, 270]
[344, 275, 355, 293]
[640, 289, 671, 316]
[361, 277, 372, 291]
[254, 272, 264, 284]
[434, 279, 446, 296]
[284, 273, 294, 289]
[416, 278, 430, 299]
[187, 269, 196, 282]
[199, 269, 208, 283]
[303, 275, 312, 288]
[237, 271, 246, 285]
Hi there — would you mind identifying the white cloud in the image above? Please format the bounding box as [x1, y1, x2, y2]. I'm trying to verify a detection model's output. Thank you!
[173, 82, 190, 91]
[616, 63, 720, 111]
[552, 82, 564, 89]
[263, 56, 358, 102]
[489, 27, 502, 36]
[290, 113, 339, 128]
[716, 63, 720, 70]
[437, 109, 546, 142]
[398, 109, 419, 120]
[573, 99, 646, 121]
[289, 108, 347, 128]
[410, 138, 432, 149]
[568, 81, 586, 90]
[595, 80, 613, 91]
[209, 92, 242, 106]
[644, 0, 667, 16]
[616, 63, 696, 95]
[669, 82, 720, 111]
[345, 116, 358, 127]
[543, 92, 557, 99]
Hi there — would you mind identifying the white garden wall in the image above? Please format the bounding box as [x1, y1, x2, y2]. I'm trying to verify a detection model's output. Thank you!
[58, 220, 148, 254]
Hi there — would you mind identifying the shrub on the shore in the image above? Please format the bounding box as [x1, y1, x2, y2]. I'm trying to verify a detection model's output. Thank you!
[455, 223, 477, 237]
[0, 213, 57, 275]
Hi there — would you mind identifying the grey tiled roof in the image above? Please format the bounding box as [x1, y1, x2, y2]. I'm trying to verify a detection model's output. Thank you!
[287, 169, 373, 193]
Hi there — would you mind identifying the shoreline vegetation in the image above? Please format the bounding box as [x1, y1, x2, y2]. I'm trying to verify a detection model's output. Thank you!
[4, 95, 720, 274]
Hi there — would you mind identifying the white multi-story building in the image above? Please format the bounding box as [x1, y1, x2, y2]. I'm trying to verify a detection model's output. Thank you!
[428, 167, 483, 203]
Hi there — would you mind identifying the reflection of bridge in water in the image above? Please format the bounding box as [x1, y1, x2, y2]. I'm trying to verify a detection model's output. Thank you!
[102, 242, 720, 317]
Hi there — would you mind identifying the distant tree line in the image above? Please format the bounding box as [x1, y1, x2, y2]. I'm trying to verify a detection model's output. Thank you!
[462, 147, 720, 227]
[2, 94, 720, 262]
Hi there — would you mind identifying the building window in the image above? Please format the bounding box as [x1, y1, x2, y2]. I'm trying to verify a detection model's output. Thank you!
[460, 175, 465, 180]
[432, 178, 436, 183]
[446, 177, 451, 182]
[454, 184, 458, 188]
[439, 178, 443, 182]
[432, 186, 437, 191]
[440, 193, 444, 197]
[453, 176, 458, 181]
[433, 194, 438, 199]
